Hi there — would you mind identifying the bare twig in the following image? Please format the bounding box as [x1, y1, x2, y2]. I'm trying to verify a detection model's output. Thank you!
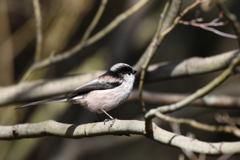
[32, 0, 43, 62]
[80, 0, 108, 43]
[217, 0, 240, 46]
[157, 0, 204, 40]
[19, 0, 43, 82]
[1, 119, 240, 155]
[179, 11, 238, 39]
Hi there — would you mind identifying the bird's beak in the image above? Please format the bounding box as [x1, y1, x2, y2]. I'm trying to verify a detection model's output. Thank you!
[133, 70, 137, 74]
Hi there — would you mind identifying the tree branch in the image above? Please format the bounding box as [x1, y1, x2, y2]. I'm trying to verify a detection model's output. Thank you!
[1, 119, 240, 155]
[145, 49, 240, 83]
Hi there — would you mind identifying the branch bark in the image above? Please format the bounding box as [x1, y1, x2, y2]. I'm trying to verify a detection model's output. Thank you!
[1, 119, 240, 155]
[145, 49, 240, 83]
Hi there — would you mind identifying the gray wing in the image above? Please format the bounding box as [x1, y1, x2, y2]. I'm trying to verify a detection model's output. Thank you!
[66, 79, 121, 100]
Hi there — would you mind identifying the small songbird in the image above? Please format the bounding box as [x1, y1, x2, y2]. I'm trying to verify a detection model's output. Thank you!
[16, 63, 137, 120]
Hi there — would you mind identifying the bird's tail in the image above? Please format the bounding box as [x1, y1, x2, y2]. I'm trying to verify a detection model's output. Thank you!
[15, 96, 69, 109]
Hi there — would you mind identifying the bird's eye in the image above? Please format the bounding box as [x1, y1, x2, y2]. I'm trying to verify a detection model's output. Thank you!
[128, 71, 131, 75]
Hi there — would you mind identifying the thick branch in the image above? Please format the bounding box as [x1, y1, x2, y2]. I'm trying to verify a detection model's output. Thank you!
[1, 119, 240, 155]
[145, 49, 240, 82]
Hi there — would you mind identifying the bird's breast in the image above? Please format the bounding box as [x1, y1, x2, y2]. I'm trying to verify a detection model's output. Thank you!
[83, 82, 133, 113]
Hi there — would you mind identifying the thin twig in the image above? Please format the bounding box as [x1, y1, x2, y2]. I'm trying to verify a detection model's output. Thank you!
[158, 0, 204, 39]
[19, 0, 43, 82]
[80, 0, 108, 43]
[217, 0, 240, 46]
[32, 0, 43, 62]
[179, 17, 238, 39]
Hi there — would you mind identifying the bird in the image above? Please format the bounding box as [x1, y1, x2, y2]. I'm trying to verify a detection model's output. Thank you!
[15, 63, 137, 120]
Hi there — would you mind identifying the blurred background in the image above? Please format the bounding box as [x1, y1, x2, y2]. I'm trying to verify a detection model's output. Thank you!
[0, 0, 240, 159]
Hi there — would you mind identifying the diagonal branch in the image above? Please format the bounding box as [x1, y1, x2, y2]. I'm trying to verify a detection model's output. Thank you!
[32, 0, 43, 63]
[138, 0, 181, 113]
[80, 0, 108, 43]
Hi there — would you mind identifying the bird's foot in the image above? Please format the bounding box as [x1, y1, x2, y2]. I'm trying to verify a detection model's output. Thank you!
[104, 118, 116, 127]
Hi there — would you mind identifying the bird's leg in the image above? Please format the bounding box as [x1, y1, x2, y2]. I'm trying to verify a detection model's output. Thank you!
[100, 109, 114, 125]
